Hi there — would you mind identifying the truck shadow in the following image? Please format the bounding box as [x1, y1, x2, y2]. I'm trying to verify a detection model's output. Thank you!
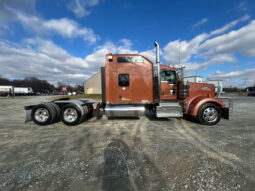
[144, 110, 171, 121]
[145, 110, 200, 124]
[182, 115, 200, 124]
[102, 139, 133, 191]
[102, 139, 166, 191]
[107, 116, 139, 120]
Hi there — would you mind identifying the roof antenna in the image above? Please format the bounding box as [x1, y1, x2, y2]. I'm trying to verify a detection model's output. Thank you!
[178, 41, 181, 69]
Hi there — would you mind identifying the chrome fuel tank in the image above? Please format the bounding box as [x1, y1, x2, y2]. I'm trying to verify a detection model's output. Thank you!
[105, 105, 145, 117]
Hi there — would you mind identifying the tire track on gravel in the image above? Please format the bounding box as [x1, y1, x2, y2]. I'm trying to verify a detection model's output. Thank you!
[146, 119, 185, 140]
[179, 119, 255, 181]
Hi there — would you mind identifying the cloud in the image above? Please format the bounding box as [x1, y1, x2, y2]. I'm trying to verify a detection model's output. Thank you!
[0, 38, 138, 85]
[0, 0, 37, 25]
[0, 1, 99, 44]
[210, 15, 250, 35]
[163, 15, 252, 68]
[140, 49, 156, 63]
[15, 12, 100, 44]
[229, 1, 248, 12]
[184, 54, 236, 75]
[0, 0, 37, 35]
[200, 20, 255, 57]
[208, 68, 255, 87]
[161, 15, 255, 87]
[192, 18, 208, 27]
[163, 33, 208, 66]
[0, 39, 90, 85]
[67, 0, 100, 18]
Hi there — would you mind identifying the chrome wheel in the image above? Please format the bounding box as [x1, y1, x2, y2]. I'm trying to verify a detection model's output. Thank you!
[63, 108, 78, 123]
[35, 108, 49, 122]
[203, 107, 218, 123]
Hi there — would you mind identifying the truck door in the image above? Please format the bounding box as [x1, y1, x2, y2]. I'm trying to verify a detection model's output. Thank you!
[160, 70, 178, 100]
[117, 73, 131, 102]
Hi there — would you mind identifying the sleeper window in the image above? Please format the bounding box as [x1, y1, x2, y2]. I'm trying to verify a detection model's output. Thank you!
[118, 74, 129, 87]
[117, 56, 144, 63]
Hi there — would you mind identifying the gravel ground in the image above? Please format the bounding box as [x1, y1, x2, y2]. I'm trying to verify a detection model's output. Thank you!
[0, 95, 254, 191]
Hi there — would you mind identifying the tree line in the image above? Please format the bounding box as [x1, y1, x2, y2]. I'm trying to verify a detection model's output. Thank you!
[0, 77, 83, 94]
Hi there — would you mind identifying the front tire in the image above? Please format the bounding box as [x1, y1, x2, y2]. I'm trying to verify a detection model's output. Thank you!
[197, 103, 221, 125]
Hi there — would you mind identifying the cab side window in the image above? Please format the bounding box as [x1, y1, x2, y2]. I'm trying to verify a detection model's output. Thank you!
[161, 71, 176, 84]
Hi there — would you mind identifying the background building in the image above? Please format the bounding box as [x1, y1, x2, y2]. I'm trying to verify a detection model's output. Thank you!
[84, 72, 102, 94]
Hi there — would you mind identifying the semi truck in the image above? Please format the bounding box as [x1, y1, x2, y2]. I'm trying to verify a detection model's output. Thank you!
[24, 41, 233, 126]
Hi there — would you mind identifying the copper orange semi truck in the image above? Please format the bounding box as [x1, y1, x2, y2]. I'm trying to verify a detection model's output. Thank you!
[25, 41, 233, 126]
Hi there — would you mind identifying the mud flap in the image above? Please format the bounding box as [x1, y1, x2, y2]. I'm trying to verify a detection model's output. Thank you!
[25, 109, 32, 123]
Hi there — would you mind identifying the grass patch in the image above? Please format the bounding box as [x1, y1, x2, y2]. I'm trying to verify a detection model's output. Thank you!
[53, 94, 102, 100]
[237, 91, 248, 96]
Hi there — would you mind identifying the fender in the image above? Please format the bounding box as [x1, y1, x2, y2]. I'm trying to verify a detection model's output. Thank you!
[54, 100, 86, 116]
[186, 96, 225, 117]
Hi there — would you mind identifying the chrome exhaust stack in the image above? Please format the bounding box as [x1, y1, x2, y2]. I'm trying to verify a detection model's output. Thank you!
[154, 40, 161, 102]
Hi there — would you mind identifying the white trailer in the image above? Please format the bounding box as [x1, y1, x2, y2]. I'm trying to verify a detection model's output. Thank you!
[14, 87, 33, 95]
[0, 86, 14, 96]
[184, 76, 203, 83]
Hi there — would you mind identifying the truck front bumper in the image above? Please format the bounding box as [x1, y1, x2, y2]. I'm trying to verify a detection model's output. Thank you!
[220, 98, 233, 119]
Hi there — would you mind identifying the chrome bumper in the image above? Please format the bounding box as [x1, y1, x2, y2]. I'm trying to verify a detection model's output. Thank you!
[220, 97, 233, 119]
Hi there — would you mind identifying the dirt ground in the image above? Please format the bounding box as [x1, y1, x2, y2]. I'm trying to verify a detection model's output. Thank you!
[0, 95, 254, 191]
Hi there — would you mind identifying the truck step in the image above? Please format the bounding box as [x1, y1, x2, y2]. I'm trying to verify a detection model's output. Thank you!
[156, 102, 183, 118]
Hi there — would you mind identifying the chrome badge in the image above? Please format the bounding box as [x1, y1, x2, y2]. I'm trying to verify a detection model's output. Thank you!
[202, 87, 211, 91]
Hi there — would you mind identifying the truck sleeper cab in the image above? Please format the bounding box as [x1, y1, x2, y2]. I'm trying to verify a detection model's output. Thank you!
[24, 41, 232, 126]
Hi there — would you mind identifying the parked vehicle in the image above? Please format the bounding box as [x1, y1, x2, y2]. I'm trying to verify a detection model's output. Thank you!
[248, 91, 255, 96]
[14, 87, 33, 95]
[24, 41, 233, 126]
[0, 86, 14, 96]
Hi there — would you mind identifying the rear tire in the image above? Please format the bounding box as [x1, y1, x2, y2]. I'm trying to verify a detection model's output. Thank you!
[61, 104, 82, 126]
[31, 103, 56, 125]
[50, 102, 61, 122]
[80, 105, 89, 123]
[197, 103, 221, 125]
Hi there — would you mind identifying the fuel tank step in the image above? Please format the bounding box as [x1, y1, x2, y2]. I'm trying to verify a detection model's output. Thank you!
[156, 102, 183, 118]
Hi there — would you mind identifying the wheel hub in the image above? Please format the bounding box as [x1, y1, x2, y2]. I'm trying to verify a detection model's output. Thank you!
[63, 108, 78, 123]
[35, 108, 49, 122]
[203, 107, 218, 122]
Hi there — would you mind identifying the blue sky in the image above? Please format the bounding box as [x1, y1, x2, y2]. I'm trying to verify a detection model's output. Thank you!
[0, 0, 255, 87]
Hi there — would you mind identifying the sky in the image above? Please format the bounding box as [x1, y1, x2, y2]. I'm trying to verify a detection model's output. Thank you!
[0, 0, 255, 87]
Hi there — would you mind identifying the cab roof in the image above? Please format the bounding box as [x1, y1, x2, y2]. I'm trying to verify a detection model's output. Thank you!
[106, 53, 176, 70]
